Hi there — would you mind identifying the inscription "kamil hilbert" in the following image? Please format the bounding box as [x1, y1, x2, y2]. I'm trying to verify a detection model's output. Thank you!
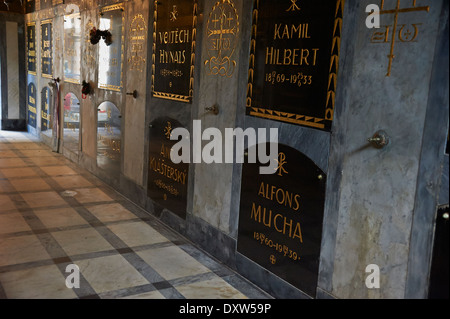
[266, 23, 318, 66]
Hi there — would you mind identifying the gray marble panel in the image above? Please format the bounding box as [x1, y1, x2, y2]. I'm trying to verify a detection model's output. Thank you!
[6, 21, 20, 119]
[326, 0, 445, 299]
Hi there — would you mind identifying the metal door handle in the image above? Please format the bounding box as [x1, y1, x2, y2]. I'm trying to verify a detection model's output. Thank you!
[205, 105, 219, 115]
[126, 90, 138, 99]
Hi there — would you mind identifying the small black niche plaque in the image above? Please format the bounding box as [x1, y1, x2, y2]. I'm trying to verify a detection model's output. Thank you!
[41, 20, 53, 78]
[246, 0, 344, 131]
[237, 143, 326, 297]
[41, 87, 51, 131]
[27, 83, 37, 128]
[27, 23, 36, 74]
[147, 117, 189, 220]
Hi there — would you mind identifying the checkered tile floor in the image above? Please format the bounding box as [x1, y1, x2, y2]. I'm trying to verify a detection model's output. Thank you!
[0, 131, 271, 299]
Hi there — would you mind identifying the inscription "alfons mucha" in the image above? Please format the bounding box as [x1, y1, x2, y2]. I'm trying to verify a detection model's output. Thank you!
[238, 143, 327, 298]
[247, 0, 344, 132]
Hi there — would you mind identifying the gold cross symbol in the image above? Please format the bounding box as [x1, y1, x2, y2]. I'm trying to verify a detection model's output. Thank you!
[275, 152, 289, 176]
[377, 0, 429, 76]
[164, 121, 173, 139]
[170, 5, 178, 22]
[212, 14, 220, 29]
[286, 0, 300, 12]
[270, 255, 277, 265]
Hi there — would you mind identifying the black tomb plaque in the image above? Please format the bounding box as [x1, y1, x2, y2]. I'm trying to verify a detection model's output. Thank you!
[147, 117, 188, 219]
[41, 87, 51, 131]
[41, 20, 53, 78]
[246, 0, 344, 132]
[27, 83, 37, 128]
[152, 0, 198, 103]
[237, 143, 326, 297]
[27, 22, 36, 75]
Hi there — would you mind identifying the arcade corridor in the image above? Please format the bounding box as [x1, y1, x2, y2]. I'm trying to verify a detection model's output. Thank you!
[0, 0, 448, 300]
[0, 130, 270, 299]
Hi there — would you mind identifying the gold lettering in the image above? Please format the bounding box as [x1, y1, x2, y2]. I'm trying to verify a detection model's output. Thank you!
[265, 47, 319, 66]
[274, 24, 281, 40]
[158, 29, 191, 44]
[293, 222, 303, 242]
[274, 214, 283, 233]
[251, 202, 262, 222]
[160, 143, 171, 159]
[158, 49, 186, 64]
[149, 156, 187, 185]
[28, 105, 36, 113]
[257, 182, 301, 211]
[274, 23, 311, 40]
[300, 49, 309, 65]
[265, 47, 274, 65]
[262, 207, 272, 227]
[281, 24, 289, 39]
[283, 218, 293, 238]
[283, 49, 292, 65]
[250, 203, 303, 242]
[292, 194, 300, 212]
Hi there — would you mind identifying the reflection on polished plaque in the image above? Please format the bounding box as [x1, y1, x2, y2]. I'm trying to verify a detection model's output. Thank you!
[98, 4, 124, 91]
[246, 0, 344, 131]
[41, 87, 51, 132]
[97, 101, 121, 174]
[237, 143, 326, 297]
[147, 117, 189, 219]
[64, 12, 82, 83]
[27, 83, 37, 128]
[63, 93, 81, 153]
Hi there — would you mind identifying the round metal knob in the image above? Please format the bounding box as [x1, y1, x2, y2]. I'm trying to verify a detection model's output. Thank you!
[368, 130, 390, 149]
[126, 90, 138, 99]
[205, 105, 219, 115]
